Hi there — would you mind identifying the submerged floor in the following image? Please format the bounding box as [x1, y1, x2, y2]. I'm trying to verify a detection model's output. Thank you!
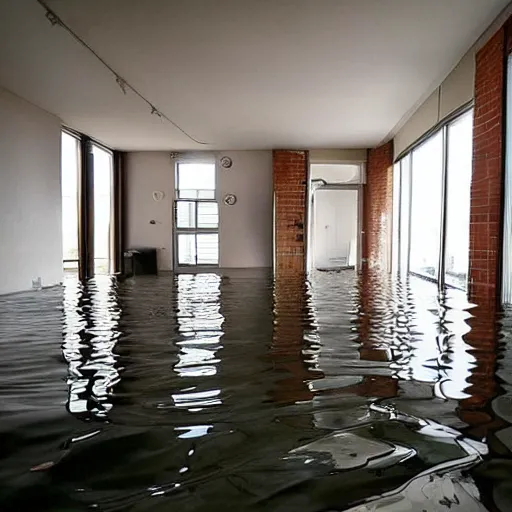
[0, 270, 512, 510]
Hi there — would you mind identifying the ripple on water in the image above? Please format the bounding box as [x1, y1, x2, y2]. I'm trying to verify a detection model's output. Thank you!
[0, 269, 511, 511]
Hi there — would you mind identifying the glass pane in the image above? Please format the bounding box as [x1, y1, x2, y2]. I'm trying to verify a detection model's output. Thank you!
[445, 112, 472, 290]
[179, 189, 216, 199]
[197, 202, 219, 228]
[198, 190, 215, 199]
[177, 201, 196, 228]
[399, 155, 411, 276]
[178, 163, 215, 193]
[392, 162, 400, 273]
[179, 189, 198, 199]
[61, 132, 80, 269]
[93, 145, 113, 275]
[504, 56, 512, 304]
[197, 234, 219, 265]
[409, 132, 443, 281]
[178, 234, 196, 265]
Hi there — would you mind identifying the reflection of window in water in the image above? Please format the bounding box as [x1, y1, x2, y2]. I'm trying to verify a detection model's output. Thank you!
[62, 276, 120, 420]
[400, 278, 473, 400]
[172, 274, 224, 410]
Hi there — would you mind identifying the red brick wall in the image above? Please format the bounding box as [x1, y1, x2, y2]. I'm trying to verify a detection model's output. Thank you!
[469, 28, 505, 307]
[363, 141, 394, 270]
[273, 150, 308, 275]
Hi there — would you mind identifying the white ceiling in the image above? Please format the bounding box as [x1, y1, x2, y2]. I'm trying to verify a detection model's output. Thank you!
[0, 0, 508, 151]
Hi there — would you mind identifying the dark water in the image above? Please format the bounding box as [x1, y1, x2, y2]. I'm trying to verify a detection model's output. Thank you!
[0, 270, 512, 511]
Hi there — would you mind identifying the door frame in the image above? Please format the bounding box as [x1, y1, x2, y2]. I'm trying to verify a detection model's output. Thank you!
[308, 183, 363, 271]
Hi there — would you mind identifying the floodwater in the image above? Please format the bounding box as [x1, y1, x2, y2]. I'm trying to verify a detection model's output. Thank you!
[0, 270, 511, 511]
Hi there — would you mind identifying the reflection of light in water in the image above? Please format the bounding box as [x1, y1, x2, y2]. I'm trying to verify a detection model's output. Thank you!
[172, 388, 222, 410]
[174, 274, 223, 377]
[390, 279, 475, 400]
[308, 272, 477, 404]
[62, 275, 121, 419]
[174, 345, 220, 377]
[175, 425, 213, 439]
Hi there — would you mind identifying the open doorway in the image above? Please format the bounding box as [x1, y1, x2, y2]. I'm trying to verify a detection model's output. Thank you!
[307, 164, 363, 272]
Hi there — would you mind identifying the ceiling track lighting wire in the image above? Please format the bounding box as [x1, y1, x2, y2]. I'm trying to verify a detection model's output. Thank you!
[36, 0, 208, 145]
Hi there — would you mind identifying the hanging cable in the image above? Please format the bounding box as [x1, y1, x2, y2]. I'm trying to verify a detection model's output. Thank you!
[36, 0, 208, 145]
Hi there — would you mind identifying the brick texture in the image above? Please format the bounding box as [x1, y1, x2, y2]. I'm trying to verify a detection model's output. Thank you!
[469, 28, 505, 307]
[363, 141, 394, 270]
[270, 275, 320, 403]
[458, 301, 505, 438]
[273, 150, 308, 275]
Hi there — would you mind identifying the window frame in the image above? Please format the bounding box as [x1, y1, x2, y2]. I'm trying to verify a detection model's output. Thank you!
[393, 104, 473, 293]
[60, 127, 122, 279]
[173, 159, 220, 269]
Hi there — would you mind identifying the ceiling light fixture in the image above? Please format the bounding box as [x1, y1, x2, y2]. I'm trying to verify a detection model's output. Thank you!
[45, 10, 59, 26]
[37, 0, 208, 145]
[115, 76, 127, 95]
[151, 106, 162, 118]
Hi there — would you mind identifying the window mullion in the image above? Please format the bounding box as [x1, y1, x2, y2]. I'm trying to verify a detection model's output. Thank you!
[438, 125, 449, 292]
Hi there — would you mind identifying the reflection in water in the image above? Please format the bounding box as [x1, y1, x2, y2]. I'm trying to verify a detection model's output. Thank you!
[63, 276, 121, 420]
[271, 275, 320, 404]
[0, 269, 511, 510]
[173, 274, 223, 412]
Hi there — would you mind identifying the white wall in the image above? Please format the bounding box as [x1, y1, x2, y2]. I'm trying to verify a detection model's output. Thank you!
[312, 188, 358, 269]
[0, 86, 62, 294]
[218, 151, 273, 268]
[125, 150, 273, 270]
[309, 149, 367, 164]
[125, 152, 174, 271]
[310, 164, 361, 183]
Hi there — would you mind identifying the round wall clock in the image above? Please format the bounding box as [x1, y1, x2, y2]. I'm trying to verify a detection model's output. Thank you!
[220, 156, 233, 169]
[224, 193, 237, 206]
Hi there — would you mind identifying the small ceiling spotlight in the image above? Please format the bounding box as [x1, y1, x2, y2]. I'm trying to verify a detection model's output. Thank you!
[151, 106, 162, 118]
[45, 10, 59, 26]
[115, 76, 127, 95]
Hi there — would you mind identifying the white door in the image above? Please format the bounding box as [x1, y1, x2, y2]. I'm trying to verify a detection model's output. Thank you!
[312, 188, 358, 270]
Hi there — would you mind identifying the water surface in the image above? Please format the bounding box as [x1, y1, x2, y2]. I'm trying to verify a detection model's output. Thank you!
[0, 270, 511, 511]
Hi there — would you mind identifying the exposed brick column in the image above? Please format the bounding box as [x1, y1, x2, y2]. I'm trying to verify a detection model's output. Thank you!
[363, 141, 394, 270]
[273, 150, 308, 275]
[469, 28, 506, 307]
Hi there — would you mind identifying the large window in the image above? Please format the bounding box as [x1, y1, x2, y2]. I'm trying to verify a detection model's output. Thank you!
[393, 109, 473, 291]
[409, 131, 443, 280]
[399, 155, 412, 276]
[61, 132, 80, 272]
[60, 130, 119, 278]
[92, 144, 114, 274]
[504, 56, 512, 304]
[445, 112, 473, 289]
[174, 162, 219, 267]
